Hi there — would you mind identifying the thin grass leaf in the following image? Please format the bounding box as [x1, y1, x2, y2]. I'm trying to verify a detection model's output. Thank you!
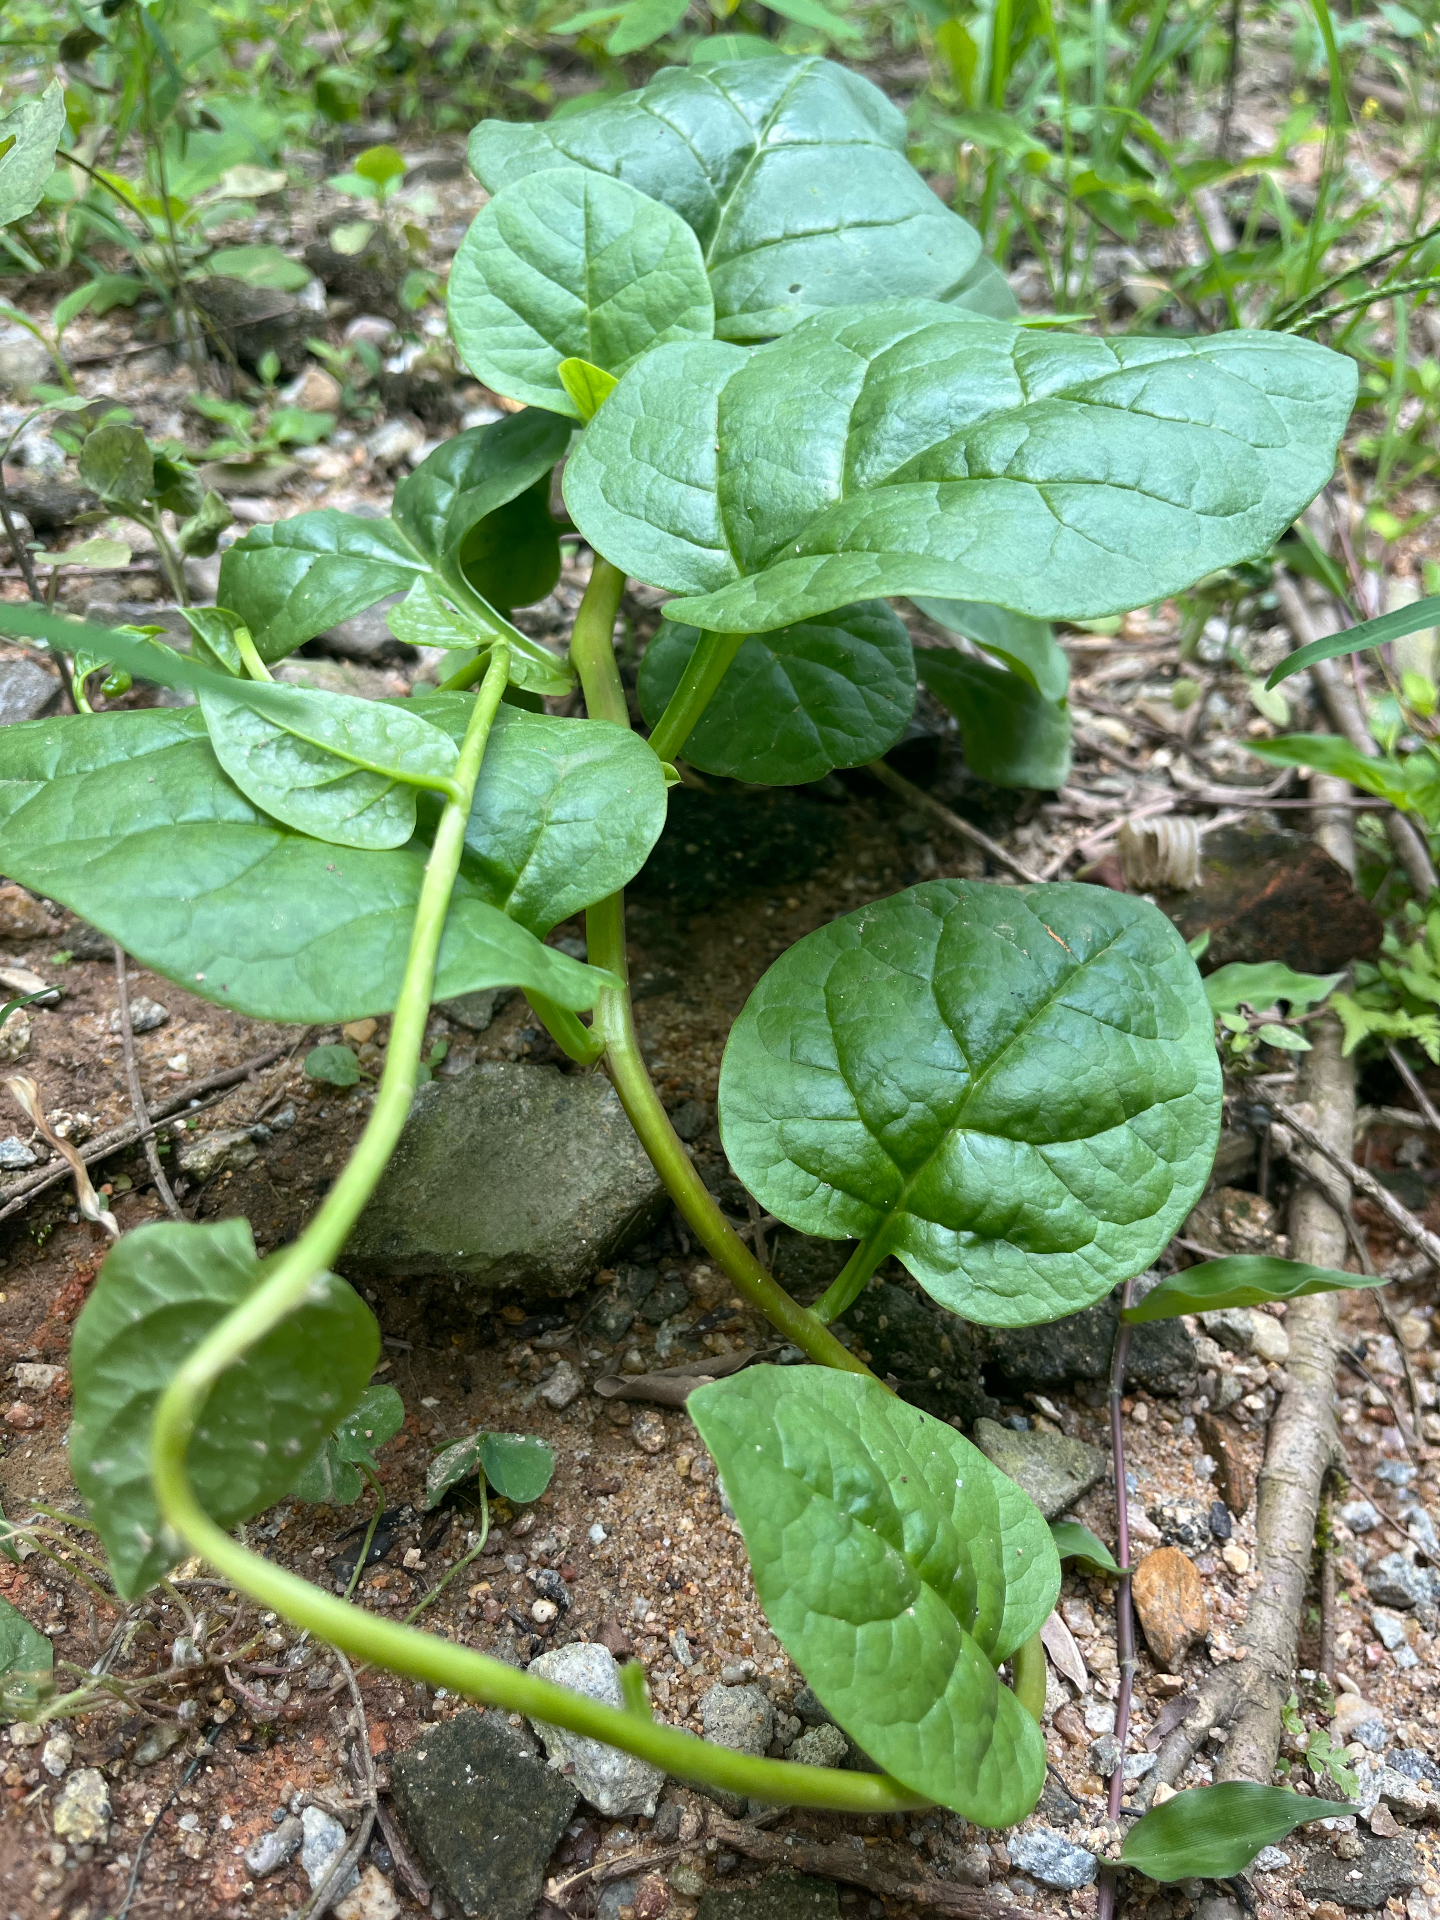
[1266, 596, 1440, 689]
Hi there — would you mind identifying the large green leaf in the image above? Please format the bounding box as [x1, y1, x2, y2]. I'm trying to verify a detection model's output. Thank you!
[198, 680, 460, 851]
[564, 305, 1356, 634]
[0, 1597, 52, 1722]
[393, 409, 572, 567]
[0, 708, 615, 1023]
[636, 601, 916, 783]
[1122, 1255, 1385, 1322]
[414, 698, 670, 935]
[911, 598, 1066, 701]
[689, 1366, 1055, 1826]
[449, 169, 714, 417]
[451, 475, 562, 615]
[717, 881, 1221, 1326]
[0, 80, 66, 229]
[1203, 961, 1343, 1015]
[467, 55, 986, 343]
[70, 1220, 378, 1598]
[916, 649, 1071, 790]
[1122, 1784, 1352, 1883]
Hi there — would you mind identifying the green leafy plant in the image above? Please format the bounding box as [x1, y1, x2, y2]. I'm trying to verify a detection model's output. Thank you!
[0, 47, 1355, 1845]
[1122, 1781, 1354, 1881]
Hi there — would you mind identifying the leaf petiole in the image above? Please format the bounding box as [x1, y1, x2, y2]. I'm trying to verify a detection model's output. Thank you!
[233, 627, 274, 682]
[645, 627, 746, 764]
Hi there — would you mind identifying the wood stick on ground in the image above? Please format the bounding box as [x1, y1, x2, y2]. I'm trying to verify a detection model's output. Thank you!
[1143, 771, 1352, 1799]
[867, 758, 1043, 883]
[113, 942, 183, 1220]
[704, 1814, 1032, 1918]
[1274, 573, 1438, 899]
[1386, 1042, 1440, 1136]
[1268, 1096, 1440, 1272]
[0, 1042, 292, 1224]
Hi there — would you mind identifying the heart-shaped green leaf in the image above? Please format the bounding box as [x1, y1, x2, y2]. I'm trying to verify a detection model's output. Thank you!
[637, 602, 915, 784]
[0, 1596, 51, 1720]
[415, 699, 670, 935]
[1122, 1256, 1385, 1323]
[386, 575, 488, 652]
[565, 305, 1355, 633]
[689, 1365, 1055, 1826]
[468, 55, 986, 342]
[449, 169, 714, 417]
[717, 881, 1221, 1326]
[0, 708, 616, 1023]
[0, 79, 66, 229]
[916, 649, 1071, 790]
[79, 421, 154, 515]
[1122, 1783, 1353, 1883]
[199, 680, 460, 851]
[295, 1383, 405, 1505]
[179, 605, 245, 675]
[480, 1432, 556, 1504]
[70, 1219, 379, 1597]
[911, 599, 1067, 702]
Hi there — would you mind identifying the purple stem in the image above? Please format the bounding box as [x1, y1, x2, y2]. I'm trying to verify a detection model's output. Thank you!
[1097, 1276, 1137, 1920]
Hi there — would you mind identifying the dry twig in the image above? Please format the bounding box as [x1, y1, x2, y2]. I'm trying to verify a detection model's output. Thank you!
[705, 1814, 1031, 1917]
[867, 757, 1042, 883]
[113, 942, 183, 1220]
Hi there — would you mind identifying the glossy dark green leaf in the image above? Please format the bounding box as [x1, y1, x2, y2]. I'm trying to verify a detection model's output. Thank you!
[1122, 1783, 1352, 1883]
[0, 1597, 51, 1721]
[911, 598, 1066, 701]
[69, 1219, 378, 1597]
[1266, 595, 1440, 689]
[198, 680, 459, 851]
[415, 698, 670, 936]
[1122, 1256, 1384, 1323]
[480, 1432, 556, 1503]
[305, 1044, 363, 1087]
[79, 421, 154, 514]
[295, 1383, 405, 1505]
[717, 882, 1221, 1326]
[0, 708, 616, 1023]
[218, 509, 429, 663]
[565, 305, 1356, 634]
[636, 602, 915, 784]
[1203, 962, 1342, 1016]
[916, 649, 1071, 790]
[179, 605, 245, 675]
[0, 79, 66, 228]
[452, 475, 561, 615]
[449, 169, 713, 416]
[392, 409, 572, 571]
[1050, 1521, 1123, 1575]
[689, 1365, 1055, 1826]
[468, 55, 985, 342]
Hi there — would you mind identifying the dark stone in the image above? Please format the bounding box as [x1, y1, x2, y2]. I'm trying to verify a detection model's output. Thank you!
[1299, 1833, 1418, 1910]
[985, 1290, 1197, 1397]
[669, 1099, 709, 1141]
[1209, 1500, 1233, 1540]
[305, 231, 409, 323]
[633, 786, 845, 914]
[846, 1280, 997, 1426]
[1387, 1750, 1436, 1782]
[0, 656, 59, 725]
[191, 277, 311, 375]
[0, 475, 98, 531]
[696, 1875, 840, 1920]
[1154, 1501, 1211, 1552]
[391, 1709, 577, 1920]
[1152, 821, 1382, 973]
[1037, 1770, 1085, 1824]
[639, 1277, 690, 1324]
[58, 917, 113, 962]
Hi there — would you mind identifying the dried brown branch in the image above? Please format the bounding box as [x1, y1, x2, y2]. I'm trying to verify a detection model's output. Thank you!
[867, 757, 1043, 883]
[705, 1814, 1031, 1918]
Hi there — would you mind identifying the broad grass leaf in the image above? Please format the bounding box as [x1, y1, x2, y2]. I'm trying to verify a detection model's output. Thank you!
[449, 170, 713, 416]
[689, 1365, 1056, 1826]
[1121, 1256, 1385, 1323]
[637, 602, 916, 784]
[198, 680, 459, 851]
[1122, 1783, 1352, 1882]
[69, 1220, 378, 1597]
[1050, 1521, 1123, 1575]
[0, 1596, 52, 1721]
[566, 306, 1356, 632]
[916, 650, 1071, 790]
[468, 54, 983, 342]
[1202, 962, 1343, 1015]
[0, 708, 617, 1023]
[717, 881, 1221, 1326]
[1266, 595, 1440, 689]
[1247, 734, 1416, 810]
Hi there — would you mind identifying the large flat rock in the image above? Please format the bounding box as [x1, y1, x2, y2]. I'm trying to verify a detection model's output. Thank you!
[343, 1061, 665, 1298]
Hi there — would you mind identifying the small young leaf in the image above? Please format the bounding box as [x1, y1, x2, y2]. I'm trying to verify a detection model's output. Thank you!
[1257, 1023, 1310, 1051]
[0, 1595, 51, 1721]
[78, 421, 154, 515]
[449, 169, 714, 417]
[558, 357, 618, 421]
[1121, 1782, 1352, 1883]
[45, 536, 131, 570]
[296, 1383, 404, 1505]
[637, 603, 916, 784]
[206, 244, 312, 292]
[198, 680, 460, 851]
[1050, 1521, 1123, 1576]
[479, 1431, 555, 1504]
[177, 489, 234, 559]
[1203, 963, 1342, 1016]
[354, 144, 406, 187]
[916, 650, 1071, 791]
[424, 1433, 485, 1510]
[69, 1219, 379, 1597]
[179, 605, 246, 675]
[386, 575, 488, 652]
[1121, 1256, 1385, 1323]
[305, 1043, 363, 1087]
[689, 1365, 1056, 1826]
[718, 881, 1221, 1327]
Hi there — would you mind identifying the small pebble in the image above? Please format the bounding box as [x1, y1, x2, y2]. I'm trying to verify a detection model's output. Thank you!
[245, 1815, 303, 1879]
[1222, 1543, 1250, 1575]
[0, 1136, 37, 1170]
[109, 995, 168, 1034]
[540, 1360, 582, 1410]
[40, 1733, 72, 1777]
[589, 1523, 607, 1544]
[631, 1409, 667, 1454]
[531, 1598, 559, 1624]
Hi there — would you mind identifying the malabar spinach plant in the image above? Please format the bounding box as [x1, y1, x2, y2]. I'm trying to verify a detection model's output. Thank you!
[0, 47, 1359, 1847]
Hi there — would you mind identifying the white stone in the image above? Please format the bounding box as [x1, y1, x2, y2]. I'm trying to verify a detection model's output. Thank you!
[540, 1360, 582, 1410]
[336, 1865, 401, 1920]
[14, 1363, 60, 1393]
[300, 1805, 357, 1897]
[527, 1641, 664, 1816]
[40, 1733, 72, 1776]
[52, 1768, 110, 1845]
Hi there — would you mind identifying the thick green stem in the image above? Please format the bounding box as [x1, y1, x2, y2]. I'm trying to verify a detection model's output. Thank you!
[814, 1224, 896, 1325]
[1010, 1631, 1047, 1724]
[527, 991, 606, 1066]
[646, 629, 747, 764]
[568, 556, 875, 1379]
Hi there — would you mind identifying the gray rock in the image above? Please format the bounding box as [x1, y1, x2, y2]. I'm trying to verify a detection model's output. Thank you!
[985, 1286, 1197, 1397]
[1008, 1829, 1098, 1891]
[1300, 1833, 1418, 1910]
[1200, 1306, 1290, 1365]
[1368, 1553, 1440, 1615]
[0, 1136, 37, 1170]
[696, 1875, 839, 1920]
[702, 1682, 774, 1757]
[972, 1420, 1107, 1519]
[1253, 1847, 1291, 1872]
[669, 1099, 708, 1141]
[539, 1360, 583, 1411]
[389, 1707, 577, 1920]
[0, 325, 49, 396]
[245, 1814, 303, 1878]
[178, 1126, 260, 1182]
[1341, 1499, 1381, 1534]
[1089, 1733, 1121, 1777]
[0, 657, 59, 726]
[597, 1879, 639, 1920]
[440, 987, 515, 1033]
[314, 600, 412, 663]
[789, 1723, 848, 1768]
[1388, 1751, 1438, 1784]
[52, 1768, 111, 1845]
[1372, 1609, 1413, 1654]
[1402, 1502, 1440, 1560]
[344, 1062, 666, 1301]
[301, 1805, 357, 1897]
[1352, 1756, 1433, 1824]
[110, 995, 169, 1034]
[844, 1280, 997, 1426]
[527, 1641, 665, 1817]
